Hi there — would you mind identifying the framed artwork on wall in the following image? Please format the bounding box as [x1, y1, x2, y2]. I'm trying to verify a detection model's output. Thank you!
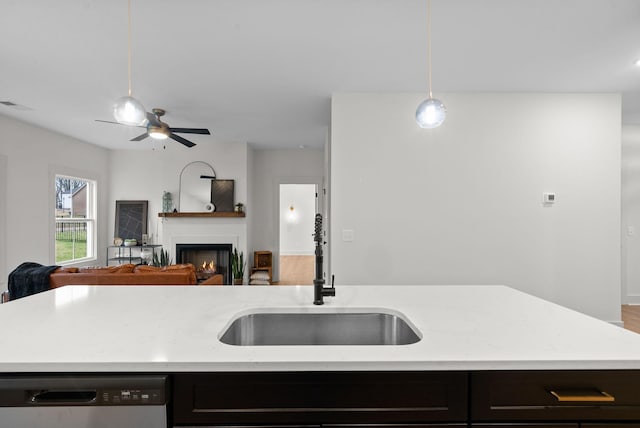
[210, 180, 235, 212]
[114, 200, 148, 243]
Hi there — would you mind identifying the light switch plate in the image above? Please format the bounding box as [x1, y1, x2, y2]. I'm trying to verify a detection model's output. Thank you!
[342, 229, 355, 242]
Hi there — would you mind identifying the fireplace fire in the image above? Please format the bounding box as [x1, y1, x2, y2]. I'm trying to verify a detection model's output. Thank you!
[198, 260, 218, 282]
[201, 260, 216, 272]
[176, 243, 232, 284]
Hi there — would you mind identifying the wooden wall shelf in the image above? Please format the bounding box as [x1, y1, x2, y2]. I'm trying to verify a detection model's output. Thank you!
[158, 212, 245, 218]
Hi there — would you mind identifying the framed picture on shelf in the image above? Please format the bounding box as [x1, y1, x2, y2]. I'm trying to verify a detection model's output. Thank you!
[114, 200, 148, 243]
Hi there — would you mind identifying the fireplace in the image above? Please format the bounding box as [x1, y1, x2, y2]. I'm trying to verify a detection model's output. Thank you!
[176, 243, 232, 285]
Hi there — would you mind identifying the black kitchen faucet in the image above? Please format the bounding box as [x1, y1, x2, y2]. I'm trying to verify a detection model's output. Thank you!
[313, 213, 335, 305]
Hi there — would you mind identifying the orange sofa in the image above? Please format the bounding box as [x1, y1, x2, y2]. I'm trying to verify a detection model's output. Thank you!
[48, 263, 223, 288]
[1, 263, 224, 303]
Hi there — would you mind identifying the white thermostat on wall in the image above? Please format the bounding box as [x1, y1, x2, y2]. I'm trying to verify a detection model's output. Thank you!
[542, 192, 556, 204]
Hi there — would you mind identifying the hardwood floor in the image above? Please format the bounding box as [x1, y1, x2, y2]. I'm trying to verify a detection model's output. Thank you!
[622, 305, 640, 334]
[274, 255, 314, 285]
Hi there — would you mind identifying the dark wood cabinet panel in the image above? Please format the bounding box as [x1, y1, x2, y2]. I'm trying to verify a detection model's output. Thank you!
[326, 425, 467, 428]
[179, 426, 318, 428]
[171, 370, 640, 427]
[471, 371, 640, 422]
[472, 424, 578, 428]
[172, 372, 468, 425]
[582, 424, 640, 428]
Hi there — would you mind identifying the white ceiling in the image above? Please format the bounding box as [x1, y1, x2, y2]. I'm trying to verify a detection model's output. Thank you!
[1, 0, 639, 150]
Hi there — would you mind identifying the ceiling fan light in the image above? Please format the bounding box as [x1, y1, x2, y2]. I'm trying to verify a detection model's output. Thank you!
[113, 96, 147, 126]
[148, 126, 169, 140]
[415, 97, 446, 128]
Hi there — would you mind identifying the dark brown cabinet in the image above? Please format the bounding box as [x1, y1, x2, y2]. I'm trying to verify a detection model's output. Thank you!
[171, 371, 640, 427]
[472, 425, 578, 428]
[583, 425, 640, 428]
[172, 372, 468, 426]
[471, 371, 640, 422]
[326, 425, 466, 428]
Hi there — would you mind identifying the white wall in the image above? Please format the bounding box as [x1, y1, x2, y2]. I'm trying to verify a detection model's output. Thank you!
[109, 140, 249, 259]
[249, 149, 324, 281]
[279, 184, 316, 255]
[0, 114, 110, 276]
[622, 125, 640, 304]
[331, 93, 621, 322]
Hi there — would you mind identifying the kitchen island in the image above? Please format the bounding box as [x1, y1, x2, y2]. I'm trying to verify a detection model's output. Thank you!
[2, 285, 640, 427]
[1, 284, 639, 372]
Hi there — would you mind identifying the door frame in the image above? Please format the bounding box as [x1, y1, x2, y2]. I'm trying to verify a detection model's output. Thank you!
[272, 176, 324, 283]
[0, 155, 6, 290]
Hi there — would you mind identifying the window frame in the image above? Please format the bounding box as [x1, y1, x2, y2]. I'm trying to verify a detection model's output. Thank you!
[53, 172, 97, 266]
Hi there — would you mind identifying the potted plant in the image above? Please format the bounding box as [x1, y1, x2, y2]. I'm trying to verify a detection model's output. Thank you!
[152, 249, 173, 267]
[231, 248, 245, 285]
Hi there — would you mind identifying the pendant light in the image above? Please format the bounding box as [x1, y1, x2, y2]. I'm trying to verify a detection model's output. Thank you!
[113, 0, 146, 126]
[415, 0, 446, 128]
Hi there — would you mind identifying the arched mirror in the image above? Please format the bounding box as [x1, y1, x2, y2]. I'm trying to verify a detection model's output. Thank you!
[178, 161, 216, 212]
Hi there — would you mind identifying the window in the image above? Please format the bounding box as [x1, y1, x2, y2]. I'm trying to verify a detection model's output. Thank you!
[54, 175, 96, 264]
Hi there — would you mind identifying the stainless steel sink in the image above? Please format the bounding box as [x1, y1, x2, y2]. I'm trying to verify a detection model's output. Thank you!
[219, 309, 421, 346]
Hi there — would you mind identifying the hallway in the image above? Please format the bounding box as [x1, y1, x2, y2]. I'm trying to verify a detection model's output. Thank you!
[275, 255, 314, 285]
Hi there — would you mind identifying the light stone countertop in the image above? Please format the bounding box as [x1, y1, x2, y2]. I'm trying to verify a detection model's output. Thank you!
[1, 285, 640, 372]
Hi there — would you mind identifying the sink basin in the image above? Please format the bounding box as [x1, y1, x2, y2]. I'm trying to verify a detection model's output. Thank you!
[219, 309, 421, 346]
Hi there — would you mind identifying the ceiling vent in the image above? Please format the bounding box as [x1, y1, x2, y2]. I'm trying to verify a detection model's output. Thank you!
[0, 100, 32, 111]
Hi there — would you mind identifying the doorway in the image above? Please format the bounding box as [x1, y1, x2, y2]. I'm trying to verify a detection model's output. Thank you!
[278, 184, 317, 285]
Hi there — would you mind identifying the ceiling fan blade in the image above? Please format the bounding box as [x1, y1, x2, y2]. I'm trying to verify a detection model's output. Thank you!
[130, 133, 149, 142]
[95, 119, 146, 128]
[168, 127, 211, 135]
[169, 133, 196, 148]
[95, 119, 145, 128]
[145, 111, 161, 126]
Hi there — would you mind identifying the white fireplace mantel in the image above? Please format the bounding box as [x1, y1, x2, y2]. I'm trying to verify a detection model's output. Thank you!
[158, 216, 247, 267]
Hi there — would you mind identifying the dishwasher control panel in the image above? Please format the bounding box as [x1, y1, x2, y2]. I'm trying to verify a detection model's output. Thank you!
[0, 375, 167, 407]
[100, 387, 165, 405]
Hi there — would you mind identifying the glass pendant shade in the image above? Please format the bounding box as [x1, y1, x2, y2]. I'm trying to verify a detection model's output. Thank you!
[113, 96, 147, 126]
[415, 97, 446, 128]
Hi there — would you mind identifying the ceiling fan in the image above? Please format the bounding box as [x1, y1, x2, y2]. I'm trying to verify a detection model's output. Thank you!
[96, 108, 210, 148]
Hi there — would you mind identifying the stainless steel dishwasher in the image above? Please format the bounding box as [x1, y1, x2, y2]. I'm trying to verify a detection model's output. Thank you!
[0, 374, 167, 428]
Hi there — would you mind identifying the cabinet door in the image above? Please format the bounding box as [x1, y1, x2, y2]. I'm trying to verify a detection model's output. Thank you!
[175, 426, 318, 428]
[327, 425, 467, 428]
[172, 372, 468, 425]
[471, 371, 640, 422]
[583, 424, 640, 428]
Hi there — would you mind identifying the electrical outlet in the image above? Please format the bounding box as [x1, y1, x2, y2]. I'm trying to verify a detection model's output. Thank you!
[543, 192, 556, 204]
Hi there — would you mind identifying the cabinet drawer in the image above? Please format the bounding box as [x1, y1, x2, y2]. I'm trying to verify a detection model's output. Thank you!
[173, 372, 468, 425]
[471, 371, 640, 422]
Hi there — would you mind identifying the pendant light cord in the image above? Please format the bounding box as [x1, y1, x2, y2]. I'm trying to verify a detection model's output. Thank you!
[127, 0, 132, 97]
[427, 0, 433, 98]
